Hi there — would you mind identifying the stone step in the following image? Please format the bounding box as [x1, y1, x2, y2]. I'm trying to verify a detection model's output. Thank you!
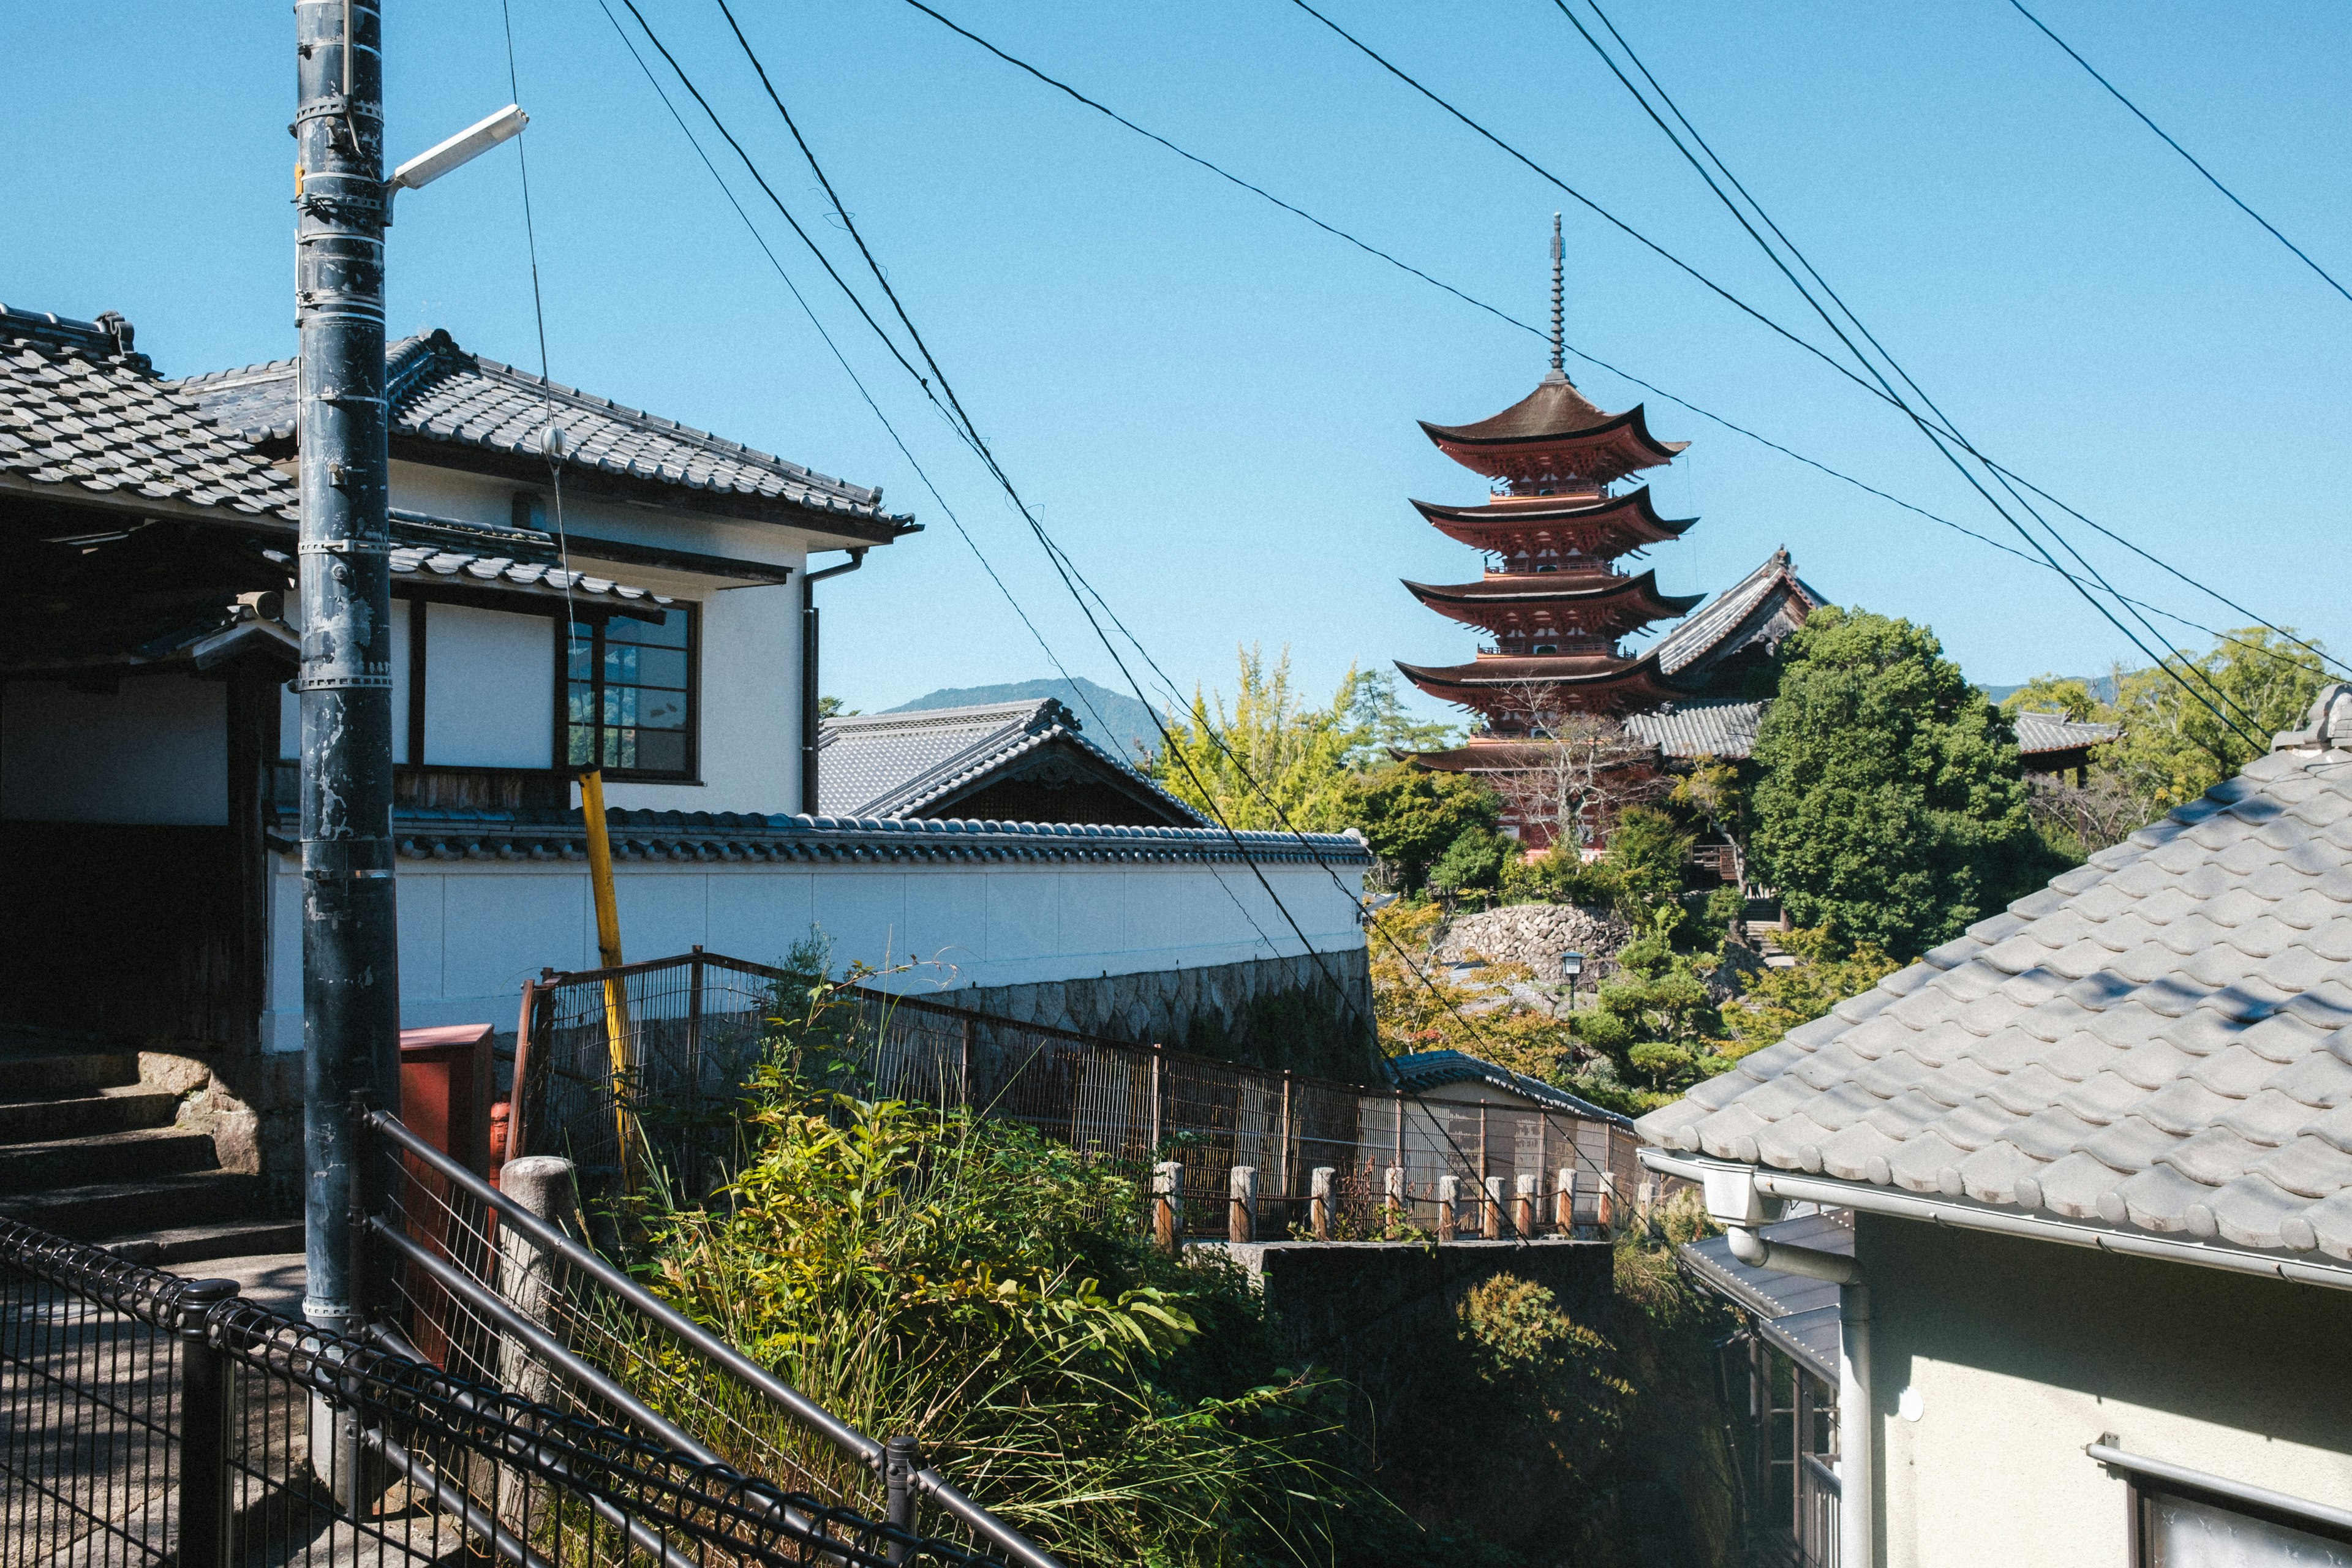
[0, 1126, 218, 1193]
[0, 1171, 265, 1238]
[0, 1044, 141, 1100]
[100, 1219, 307, 1267]
[0, 1085, 182, 1146]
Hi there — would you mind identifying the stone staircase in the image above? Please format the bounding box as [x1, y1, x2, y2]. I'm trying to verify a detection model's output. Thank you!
[0, 1031, 300, 1264]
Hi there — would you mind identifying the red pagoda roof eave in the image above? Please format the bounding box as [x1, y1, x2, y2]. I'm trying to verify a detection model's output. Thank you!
[1390, 651, 1684, 714]
[1408, 485, 1697, 537]
[1400, 570, 1704, 617]
[1418, 404, 1687, 481]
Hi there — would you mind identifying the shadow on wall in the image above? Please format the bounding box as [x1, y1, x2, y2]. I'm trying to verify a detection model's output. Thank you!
[938, 949, 1379, 1083]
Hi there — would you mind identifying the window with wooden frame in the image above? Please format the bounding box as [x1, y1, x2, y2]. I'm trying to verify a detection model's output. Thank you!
[564, 606, 697, 780]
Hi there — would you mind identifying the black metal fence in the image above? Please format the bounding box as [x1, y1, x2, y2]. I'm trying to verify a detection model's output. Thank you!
[359, 1107, 1056, 1568]
[513, 949, 1640, 1238]
[0, 1212, 1010, 1567]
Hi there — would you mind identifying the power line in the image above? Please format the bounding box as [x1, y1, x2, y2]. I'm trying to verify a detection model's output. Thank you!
[891, 0, 2341, 685]
[1544, 0, 2272, 752]
[2006, 0, 2352, 309]
[701, 2, 1609, 1121]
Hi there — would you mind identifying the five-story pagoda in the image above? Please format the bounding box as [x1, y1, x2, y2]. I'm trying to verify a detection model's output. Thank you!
[1396, 219, 1698, 729]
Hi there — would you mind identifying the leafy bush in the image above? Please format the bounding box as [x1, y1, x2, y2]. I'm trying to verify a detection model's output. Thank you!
[1347, 765, 1501, 892]
[633, 980, 1389, 1566]
[1427, 825, 1517, 895]
[1721, 925, 1899, 1060]
[1499, 843, 1623, 907]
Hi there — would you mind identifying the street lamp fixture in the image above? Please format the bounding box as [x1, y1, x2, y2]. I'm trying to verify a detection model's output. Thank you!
[1561, 950, 1585, 1010]
[390, 104, 529, 199]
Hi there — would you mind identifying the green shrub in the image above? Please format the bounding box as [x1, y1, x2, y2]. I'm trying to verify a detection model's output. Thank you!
[1427, 825, 1516, 895]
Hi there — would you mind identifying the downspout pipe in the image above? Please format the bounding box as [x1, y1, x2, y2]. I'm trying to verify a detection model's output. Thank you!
[1691, 1163, 1871, 1567]
[798, 548, 866, 815]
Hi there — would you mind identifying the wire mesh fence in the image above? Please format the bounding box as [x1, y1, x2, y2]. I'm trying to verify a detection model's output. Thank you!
[514, 949, 1642, 1240]
[0, 1215, 1011, 1567]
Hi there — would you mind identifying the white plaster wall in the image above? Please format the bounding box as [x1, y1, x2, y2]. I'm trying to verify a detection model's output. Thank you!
[386, 462, 815, 813]
[422, 604, 555, 768]
[262, 853, 1363, 1047]
[1862, 1215, 2352, 1568]
[1, 674, 227, 824]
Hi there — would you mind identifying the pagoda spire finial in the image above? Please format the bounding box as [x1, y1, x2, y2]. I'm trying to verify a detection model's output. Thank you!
[1545, 212, 1568, 383]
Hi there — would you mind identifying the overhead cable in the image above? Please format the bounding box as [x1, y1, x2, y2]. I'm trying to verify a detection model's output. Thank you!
[2007, 0, 2352, 309]
[895, 0, 2338, 684]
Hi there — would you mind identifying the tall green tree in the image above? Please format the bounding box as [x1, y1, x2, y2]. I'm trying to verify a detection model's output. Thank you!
[1346, 765, 1501, 891]
[1149, 644, 1366, 830]
[2102, 628, 2329, 814]
[1750, 607, 2049, 958]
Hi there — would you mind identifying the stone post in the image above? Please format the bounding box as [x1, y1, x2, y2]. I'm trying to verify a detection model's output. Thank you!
[496, 1156, 578, 1540]
[1482, 1175, 1504, 1240]
[1436, 1175, 1458, 1242]
[1311, 1167, 1336, 1240]
[1556, 1167, 1577, 1231]
[1229, 1165, 1256, 1245]
[1513, 1173, 1538, 1237]
[1152, 1161, 1183, 1257]
[1597, 1172, 1616, 1237]
[1638, 1178, 1656, 1227]
[1383, 1164, 1406, 1233]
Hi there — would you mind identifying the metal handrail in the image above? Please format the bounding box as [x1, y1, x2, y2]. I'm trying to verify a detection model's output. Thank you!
[363, 1106, 1065, 1568]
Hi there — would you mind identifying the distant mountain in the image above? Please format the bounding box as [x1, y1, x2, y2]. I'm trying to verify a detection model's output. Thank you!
[884, 677, 1164, 763]
[1980, 674, 2120, 707]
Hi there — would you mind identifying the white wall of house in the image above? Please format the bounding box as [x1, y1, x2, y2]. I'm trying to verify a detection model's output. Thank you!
[383, 461, 819, 813]
[2, 673, 227, 823]
[1861, 1215, 2352, 1568]
[260, 850, 1364, 1048]
[423, 603, 557, 768]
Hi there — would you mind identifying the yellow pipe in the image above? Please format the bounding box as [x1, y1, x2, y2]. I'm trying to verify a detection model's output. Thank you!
[579, 770, 636, 1182]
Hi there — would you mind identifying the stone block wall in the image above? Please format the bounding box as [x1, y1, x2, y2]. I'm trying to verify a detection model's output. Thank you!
[944, 947, 1377, 1083]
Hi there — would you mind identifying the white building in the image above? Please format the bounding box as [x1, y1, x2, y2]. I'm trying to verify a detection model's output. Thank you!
[0, 307, 1370, 1202]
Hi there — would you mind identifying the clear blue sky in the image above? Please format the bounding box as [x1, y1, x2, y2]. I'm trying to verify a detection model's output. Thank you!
[7, 2, 2346, 723]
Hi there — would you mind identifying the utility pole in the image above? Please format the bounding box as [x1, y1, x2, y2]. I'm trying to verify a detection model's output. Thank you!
[295, 0, 399, 1337]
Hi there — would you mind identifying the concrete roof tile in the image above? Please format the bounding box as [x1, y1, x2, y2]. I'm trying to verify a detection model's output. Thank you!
[2130, 974, 2209, 1019]
[2301, 1099, 2352, 1153]
[2249, 1136, 2352, 1201]
[2039, 1150, 2130, 1218]
[2007, 888, 2071, 921]
[1778, 1015, 1850, 1052]
[2274, 889, 2347, 932]
[2180, 1046, 2275, 1105]
[2292, 1189, 2352, 1260]
[2157, 1009, 2251, 1057]
[2268, 1050, 2352, 1109]
[2068, 883, 2142, 922]
[1863, 1091, 1951, 1142]
[2107, 944, 2184, 985]
[2221, 1088, 2322, 1147]
[2246, 862, 2323, 902]
[1836, 1016, 1913, 1062]
[2054, 1069, 2150, 1125]
[1681, 1070, 1754, 1112]
[1983, 934, 2056, 974]
[2138, 1077, 2241, 1137]
[2002, 1105, 2099, 1163]
[1817, 1121, 1902, 1183]
[1790, 1078, 1882, 1133]
[2040, 1031, 2123, 1084]
[2047, 863, 2111, 895]
[1957, 1139, 2044, 1205]
[1921, 935, 1987, 970]
[2206, 1173, 2308, 1250]
[2108, 1038, 2197, 1091]
[1916, 1056, 2002, 1109]
[2079, 1114, 2185, 1174]
[1967, 911, 2029, 945]
[1850, 1052, 1937, 1100]
[1921, 1095, 2013, 1152]
[1886, 1129, 1973, 1194]
[2043, 940, 2119, 980]
[2117, 1161, 2217, 1233]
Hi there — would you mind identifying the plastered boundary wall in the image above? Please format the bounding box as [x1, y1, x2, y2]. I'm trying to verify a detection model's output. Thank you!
[1862, 1214, 2352, 1568]
[262, 853, 1365, 1050]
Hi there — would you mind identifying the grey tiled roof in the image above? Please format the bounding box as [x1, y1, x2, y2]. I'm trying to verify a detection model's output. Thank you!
[818, 698, 1205, 824]
[391, 544, 671, 609]
[1638, 689, 2352, 1270]
[368, 805, 1368, 868]
[1619, 699, 2111, 765]
[179, 328, 900, 527]
[1680, 1210, 1851, 1382]
[1653, 547, 1823, 677]
[1386, 1048, 1632, 1127]
[2011, 708, 2121, 755]
[1625, 698, 1763, 760]
[0, 306, 298, 521]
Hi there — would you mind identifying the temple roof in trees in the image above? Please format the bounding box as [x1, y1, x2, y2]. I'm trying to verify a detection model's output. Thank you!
[1420, 371, 1687, 486]
[1409, 486, 1695, 557]
[1652, 547, 1825, 683]
[1401, 569, 1702, 638]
